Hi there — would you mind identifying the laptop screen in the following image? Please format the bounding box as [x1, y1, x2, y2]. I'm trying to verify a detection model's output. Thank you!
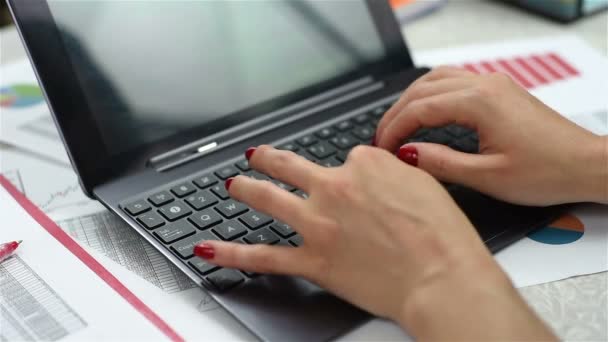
[48, 1, 389, 156]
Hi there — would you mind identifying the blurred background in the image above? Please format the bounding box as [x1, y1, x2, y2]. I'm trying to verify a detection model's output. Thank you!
[2, 0, 606, 54]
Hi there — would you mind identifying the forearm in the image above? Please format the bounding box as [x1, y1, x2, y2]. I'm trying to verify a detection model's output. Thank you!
[398, 258, 557, 341]
[575, 135, 608, 204]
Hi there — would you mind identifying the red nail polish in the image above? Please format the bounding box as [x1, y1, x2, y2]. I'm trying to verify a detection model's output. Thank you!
[245, 147, 257, 160]
[371, 134, 377, 147]
[225, 177, 234, 191]
[398, 145, 418, 166]
[194, 244, 215, 259]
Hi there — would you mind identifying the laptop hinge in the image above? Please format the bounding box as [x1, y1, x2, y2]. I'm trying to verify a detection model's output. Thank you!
[148, 77, 384, 172]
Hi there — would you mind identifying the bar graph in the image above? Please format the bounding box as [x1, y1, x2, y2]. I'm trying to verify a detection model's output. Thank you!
[462, 52, 580, 89]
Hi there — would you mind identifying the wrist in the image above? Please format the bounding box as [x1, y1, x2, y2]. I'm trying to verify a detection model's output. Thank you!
[398, 256, 508, 336]
[398, 256, 555, 340]
[574, 135, 608, 204]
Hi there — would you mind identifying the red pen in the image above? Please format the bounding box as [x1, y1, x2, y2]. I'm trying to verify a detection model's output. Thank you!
[0, 240, 22, 263]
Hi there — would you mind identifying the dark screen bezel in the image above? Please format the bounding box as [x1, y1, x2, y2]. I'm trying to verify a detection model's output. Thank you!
[8, 0, 414, 193]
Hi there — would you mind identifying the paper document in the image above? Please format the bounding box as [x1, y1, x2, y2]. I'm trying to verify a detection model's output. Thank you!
[0, 60, 70, 164]
[497, 205, 608, 288]
[0, 147, 103, 215]
[0, 177, 177, 341]
[413, 35, 608, 119]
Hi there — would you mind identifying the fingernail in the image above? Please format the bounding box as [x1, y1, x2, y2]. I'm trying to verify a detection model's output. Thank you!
[371, 134, 377, 147]
[398, 145, 418, 166]
[225, 177, 234, 191]
[245, 147, 257, 160]
[194, 243, 215, 259]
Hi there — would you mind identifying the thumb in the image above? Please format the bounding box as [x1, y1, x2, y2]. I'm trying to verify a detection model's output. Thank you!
[397, 142, 501, 188]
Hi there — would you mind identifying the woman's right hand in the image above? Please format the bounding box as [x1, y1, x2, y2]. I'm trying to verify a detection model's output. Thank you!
[375, 67, 608, 206]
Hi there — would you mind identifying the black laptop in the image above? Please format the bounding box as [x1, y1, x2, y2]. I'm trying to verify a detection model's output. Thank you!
[9, 1, 565, 341]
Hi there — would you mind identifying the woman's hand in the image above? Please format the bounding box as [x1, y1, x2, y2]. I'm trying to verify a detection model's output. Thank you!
[376, 67, 608, 206]
[194, 145, 554, 339]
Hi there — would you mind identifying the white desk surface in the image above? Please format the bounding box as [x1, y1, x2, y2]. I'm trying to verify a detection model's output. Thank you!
[1, 1, 606, 340]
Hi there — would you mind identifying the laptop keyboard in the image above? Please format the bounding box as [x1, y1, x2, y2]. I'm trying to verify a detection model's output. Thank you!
[121, 102, 479, 292]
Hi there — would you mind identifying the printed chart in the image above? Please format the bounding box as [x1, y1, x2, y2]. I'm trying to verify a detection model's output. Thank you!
[57, 211, 196, 293]
[461, 52, 580, 89]
[0, 84, 44, 108]
[527, 214, 585, 245]
[19, 116, 61, 142]
[2, 169, 25, 194]
[0, 256, 87, 341]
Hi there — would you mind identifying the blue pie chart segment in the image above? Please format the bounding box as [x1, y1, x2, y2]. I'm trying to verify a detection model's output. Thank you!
[527, 214, 584, 245]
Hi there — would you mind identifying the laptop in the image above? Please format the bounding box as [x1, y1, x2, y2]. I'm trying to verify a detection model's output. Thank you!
[9, 1, 566, 341]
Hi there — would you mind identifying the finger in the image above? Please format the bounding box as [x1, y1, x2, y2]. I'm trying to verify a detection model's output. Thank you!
[422, 66, 473, 82]
[228, 175, 309, 230]
[248, 145, 325, 192]
[376, 77, 475, 142]
[399, 142, 503, 188]
[376, 67, 473, 140]
[194, 240, 313, 277]
[377, 90, 482, 153]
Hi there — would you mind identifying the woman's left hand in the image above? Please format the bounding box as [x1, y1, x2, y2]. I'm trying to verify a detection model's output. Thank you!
[193, 144, 505, 327]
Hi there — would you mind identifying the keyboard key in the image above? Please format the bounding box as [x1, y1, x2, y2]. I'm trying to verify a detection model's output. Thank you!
[193, 174, 219, 189]
[333, 120, 353, 132]
[289, 235, 304, 247]
[244, 227, 280, 245]
[296, 135, 317, 147]
[427, 130, 452, 145]
[352, 126, 375, 140]
[277, 142, 299, 152]
[319, 158, 341, 168]
[189, 208, 223, 230]
[315, 127, 335, 139]
[295, 150, 317, 162]
[235, 159, 251, 171]
[124, 200, 150, 216]
[210, 184, 230, 200]
[270, 222, 296, 238]
[307, 141, 337, 159]
[444, 124, 469, 137]
[246, 170, 270, 182]
[240, 211, 273, 230]
[352, 113, 369, 124]
[329, 134, 358, 150]
[170, 183, 197, 197]
[212, 220, 248, 240]
[336, 150, 349, 162]
[171, 231, 218, 259]
[137, 212, 165, 230]
[241, 270, 259, 278]
[449, 139, 472, 153]
[148, 191, 174, 206]
[370, 105, 388, 117]
[158, 201, 192, 221]
[185, 190, 218, 210]
[207, 269, 244, 291]
[276, 240, 293, 247]
[154, 219, 196, 244]
[215, 165, 239, 180]
[189, 258, 220, 276]
[215, 200, 248, 218]
[270, 179, 295, 192]
[411, 128, 430, 139]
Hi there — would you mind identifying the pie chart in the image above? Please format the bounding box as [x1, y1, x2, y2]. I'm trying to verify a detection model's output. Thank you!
[527, 214, 584, 245]
[0, 84, 44, 108]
